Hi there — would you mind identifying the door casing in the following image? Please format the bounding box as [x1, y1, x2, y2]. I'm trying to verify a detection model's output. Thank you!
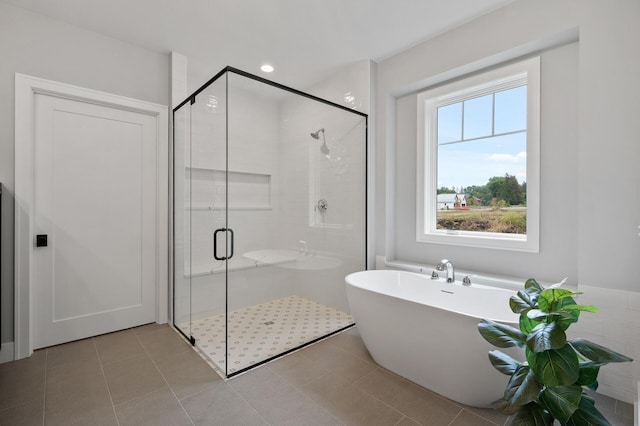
[14, 73, 169, 360]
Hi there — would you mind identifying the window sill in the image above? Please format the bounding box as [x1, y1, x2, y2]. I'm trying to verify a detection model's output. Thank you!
[416, 231, 539, 253]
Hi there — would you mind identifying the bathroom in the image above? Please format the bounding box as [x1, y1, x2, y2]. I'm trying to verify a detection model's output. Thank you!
[1, 0, 639, 424]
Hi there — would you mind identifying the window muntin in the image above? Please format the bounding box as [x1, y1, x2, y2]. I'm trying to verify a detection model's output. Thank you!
[416, 57, 540, 252]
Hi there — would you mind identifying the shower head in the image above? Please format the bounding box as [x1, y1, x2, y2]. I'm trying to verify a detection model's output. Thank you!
[310, 127, 330, 157]
[310, 128, 324, 139]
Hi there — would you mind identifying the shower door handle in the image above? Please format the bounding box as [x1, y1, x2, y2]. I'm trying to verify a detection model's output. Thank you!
[213, 228, 234, 260]
[213, 228, 226, 260]
[227, 228, 234, 260]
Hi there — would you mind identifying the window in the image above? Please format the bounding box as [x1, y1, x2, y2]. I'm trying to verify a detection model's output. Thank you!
[416, 57, 540, 252]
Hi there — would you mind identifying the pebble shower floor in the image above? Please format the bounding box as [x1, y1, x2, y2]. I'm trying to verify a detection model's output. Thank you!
[182, 295, 354, 375]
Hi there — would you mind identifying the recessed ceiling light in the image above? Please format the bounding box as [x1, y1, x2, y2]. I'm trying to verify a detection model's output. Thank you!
[260, 64, 274, 73]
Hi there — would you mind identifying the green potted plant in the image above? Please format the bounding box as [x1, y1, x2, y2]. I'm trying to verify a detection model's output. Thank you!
[477, 278, 633, 425]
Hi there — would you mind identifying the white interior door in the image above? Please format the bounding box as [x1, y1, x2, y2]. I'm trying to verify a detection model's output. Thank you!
[32, 93, 158, 349]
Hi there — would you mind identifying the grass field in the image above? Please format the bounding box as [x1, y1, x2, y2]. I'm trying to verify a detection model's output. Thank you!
[436, 207, 526, 234]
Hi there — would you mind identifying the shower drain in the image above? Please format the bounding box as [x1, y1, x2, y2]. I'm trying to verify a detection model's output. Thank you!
[263, 321, 275, 326]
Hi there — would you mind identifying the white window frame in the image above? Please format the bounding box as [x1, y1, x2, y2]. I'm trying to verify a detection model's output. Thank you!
[416, 57, 540, 252]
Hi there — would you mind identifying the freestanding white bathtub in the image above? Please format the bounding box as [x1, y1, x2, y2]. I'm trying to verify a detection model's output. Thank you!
[345, 269, 520, 408]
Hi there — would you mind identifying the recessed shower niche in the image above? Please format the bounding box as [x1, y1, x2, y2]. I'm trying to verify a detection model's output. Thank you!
[172, 67, 367, 377]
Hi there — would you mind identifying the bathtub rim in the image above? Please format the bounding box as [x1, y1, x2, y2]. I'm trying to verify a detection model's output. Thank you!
[346, 269, 519, 325]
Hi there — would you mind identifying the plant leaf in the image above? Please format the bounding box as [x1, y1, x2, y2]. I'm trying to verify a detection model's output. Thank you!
[524, 278, 544, 292]
[576, 362, 600, 387]
[555, 296, 581, 330]
[562, 304, 599, 313]
[510, 402, 553, 426]
[526, 345, 579, 386]
[510, 295, 533, 314]
[526, 309, 548, 321]
[565, 395, 612, 426]
[504, 365, 542, 406]
[488, 350, 521, 375]
[538, 288, 576, 312]
[526, 322, 567, 353]
[519, 314, 538, 335]
[538, 385, 582, 424]
[511, 285, 542, 313]
[478, 319, 526, 348]
[570, 338, 634, 364]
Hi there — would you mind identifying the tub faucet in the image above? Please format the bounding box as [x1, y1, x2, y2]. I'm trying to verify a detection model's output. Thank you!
[436, 259, 455, 283]
[298, 240, 309, 255]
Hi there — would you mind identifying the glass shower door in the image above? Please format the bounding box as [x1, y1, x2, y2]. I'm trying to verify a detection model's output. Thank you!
[173, 75, 228, 368]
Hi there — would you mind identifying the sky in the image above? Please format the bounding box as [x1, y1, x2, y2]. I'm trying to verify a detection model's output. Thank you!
[436, 85, 527, 189]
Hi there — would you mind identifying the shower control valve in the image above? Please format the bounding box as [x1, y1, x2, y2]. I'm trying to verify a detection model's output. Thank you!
[316, 199, 328, 213]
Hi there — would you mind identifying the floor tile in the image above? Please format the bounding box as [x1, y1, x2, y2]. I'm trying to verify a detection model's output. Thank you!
[353, 367, 462, 426]
[0, 349, 46, 374]
[94, 329, 146, 365]
[115, 387, 192, 426]
[133, 322, 168, 337]
[394, 417, 422, 426]
[45, 372, 116, 426]
[181, 380, 268, 426]
[137, 326, 193, 362]
[302, 372, 403, 426]
[301, 339, 375, 384]
[154, 347, 221, 400]
[46, 338, 97, 370]
[0, 399, 44, 426]
[328, 327, 374, 363]
[463, 405, 509, 426]
[102, 354, 167, 405]
[1, 321, 636, 426]
[267, 349, 331, 388]
[450, 410, 499, 426]
[0, 361, 45, 412]
[47, 353, 103, 384]
[230, 366, 340, 425]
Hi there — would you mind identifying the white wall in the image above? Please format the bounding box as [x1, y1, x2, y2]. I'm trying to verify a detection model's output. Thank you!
[0, 2, 169, 350]
[375, 0, 580, 282]
[374, 0, 640, 403]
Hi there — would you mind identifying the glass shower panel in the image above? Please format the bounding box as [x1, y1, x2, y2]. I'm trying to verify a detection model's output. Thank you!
[173, 97, 192, 341]
[174, 67, 367, 378]
[222, 72, 366, 375]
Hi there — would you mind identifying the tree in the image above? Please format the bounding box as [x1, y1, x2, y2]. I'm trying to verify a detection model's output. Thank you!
[485, 174, 523, 206]
[496, 174, 523, 206]
[466, 184, 492, 206]
[437, 186, 456, 194]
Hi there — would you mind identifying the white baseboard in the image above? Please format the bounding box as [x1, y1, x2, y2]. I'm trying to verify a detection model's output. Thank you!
[0, 341, 15, 364]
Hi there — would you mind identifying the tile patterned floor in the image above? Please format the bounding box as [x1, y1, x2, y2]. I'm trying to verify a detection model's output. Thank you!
[0, 324, 634, 425]
[183, 295, 354, 374]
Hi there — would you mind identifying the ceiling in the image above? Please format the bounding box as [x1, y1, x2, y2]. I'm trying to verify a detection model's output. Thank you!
[5, 0, 517, 89]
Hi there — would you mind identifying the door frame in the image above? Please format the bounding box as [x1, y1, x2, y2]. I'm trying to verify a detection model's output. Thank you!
[14, 73, 169, 360]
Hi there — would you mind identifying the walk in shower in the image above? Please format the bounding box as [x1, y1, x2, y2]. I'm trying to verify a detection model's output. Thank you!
[172, 67, 367, 377]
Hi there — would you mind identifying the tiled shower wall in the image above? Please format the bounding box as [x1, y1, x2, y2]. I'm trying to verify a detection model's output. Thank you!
[569, 285, 640, 404]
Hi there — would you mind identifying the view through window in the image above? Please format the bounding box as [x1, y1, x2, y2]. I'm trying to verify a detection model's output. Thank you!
[437, 84, 527, 234]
